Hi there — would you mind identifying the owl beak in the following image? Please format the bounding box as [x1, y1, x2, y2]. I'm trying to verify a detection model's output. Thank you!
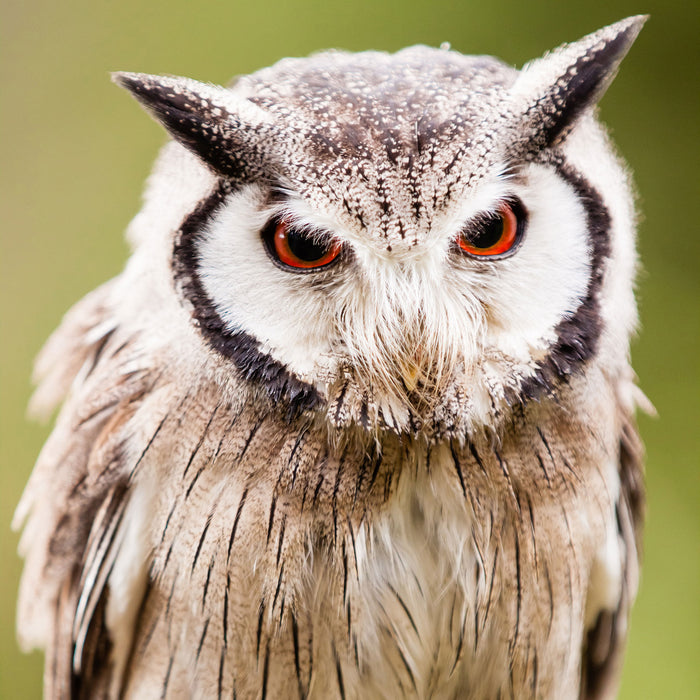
[399, 347, 426, 392]
[401, 360, 421, 392]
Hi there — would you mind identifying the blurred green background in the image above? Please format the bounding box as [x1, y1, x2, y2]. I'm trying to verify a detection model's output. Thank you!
[1, 0, 698, 697]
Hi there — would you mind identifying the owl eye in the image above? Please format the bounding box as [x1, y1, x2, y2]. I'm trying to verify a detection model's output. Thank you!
[263, 218, 342, 271]
[458, 199, 526, 258]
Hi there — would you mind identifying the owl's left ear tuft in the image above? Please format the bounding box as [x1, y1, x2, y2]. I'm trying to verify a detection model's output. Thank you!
[512, 15, 647, 151]
[112, 72, 273, 180]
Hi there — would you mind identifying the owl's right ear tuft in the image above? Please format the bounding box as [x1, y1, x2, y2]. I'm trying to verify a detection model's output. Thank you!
[112, 72, 272, 180]
[511, 15, 647, 152]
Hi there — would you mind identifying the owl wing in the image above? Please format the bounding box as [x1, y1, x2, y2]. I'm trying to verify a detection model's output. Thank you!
[14, 280, 154, 698]
[579, 411, 645, 700]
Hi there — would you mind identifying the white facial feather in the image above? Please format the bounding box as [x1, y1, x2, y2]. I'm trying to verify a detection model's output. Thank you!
[195, 153, 598, 436]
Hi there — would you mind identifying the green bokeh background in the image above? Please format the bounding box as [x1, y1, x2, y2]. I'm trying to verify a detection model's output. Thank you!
[1, 0, 698, 697]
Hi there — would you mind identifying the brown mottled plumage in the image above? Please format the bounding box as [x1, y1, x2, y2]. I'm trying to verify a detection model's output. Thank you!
[16, 16, 646, 699]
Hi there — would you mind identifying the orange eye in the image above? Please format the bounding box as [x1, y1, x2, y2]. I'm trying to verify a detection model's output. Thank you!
[265, 218, 342, 270]
[458, 200, 524, 258]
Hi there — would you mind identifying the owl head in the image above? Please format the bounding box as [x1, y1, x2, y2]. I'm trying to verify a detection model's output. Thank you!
[104, 16, 643, 441]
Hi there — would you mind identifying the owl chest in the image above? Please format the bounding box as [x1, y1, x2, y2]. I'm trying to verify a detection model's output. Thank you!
[306, 443, 594, 700]
[309, 451, 510, 699]
[141, 434, 596, 699]
[341, 483, 479, 697]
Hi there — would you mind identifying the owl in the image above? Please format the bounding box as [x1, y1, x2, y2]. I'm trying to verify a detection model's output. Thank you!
[15, 15, 647, 700]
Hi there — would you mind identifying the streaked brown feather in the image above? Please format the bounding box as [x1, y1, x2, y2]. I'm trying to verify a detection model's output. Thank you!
[579, 409, 645, 700]
[14, 279, 163, 697]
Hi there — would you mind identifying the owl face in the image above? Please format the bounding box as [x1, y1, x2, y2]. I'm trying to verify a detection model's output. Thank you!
[115, 18, 642, 439]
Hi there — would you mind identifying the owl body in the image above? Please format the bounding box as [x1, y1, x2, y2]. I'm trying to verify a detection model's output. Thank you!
[16, 17, 645, 700]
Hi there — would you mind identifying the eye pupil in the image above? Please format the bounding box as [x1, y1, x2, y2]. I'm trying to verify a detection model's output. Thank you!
[468, 216, 505, 250]
[285, 229, 329, 262]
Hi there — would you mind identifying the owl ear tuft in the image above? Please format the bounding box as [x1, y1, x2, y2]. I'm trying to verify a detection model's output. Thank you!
[112, 72, 272, 180]
[512, 15, 647, 150]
